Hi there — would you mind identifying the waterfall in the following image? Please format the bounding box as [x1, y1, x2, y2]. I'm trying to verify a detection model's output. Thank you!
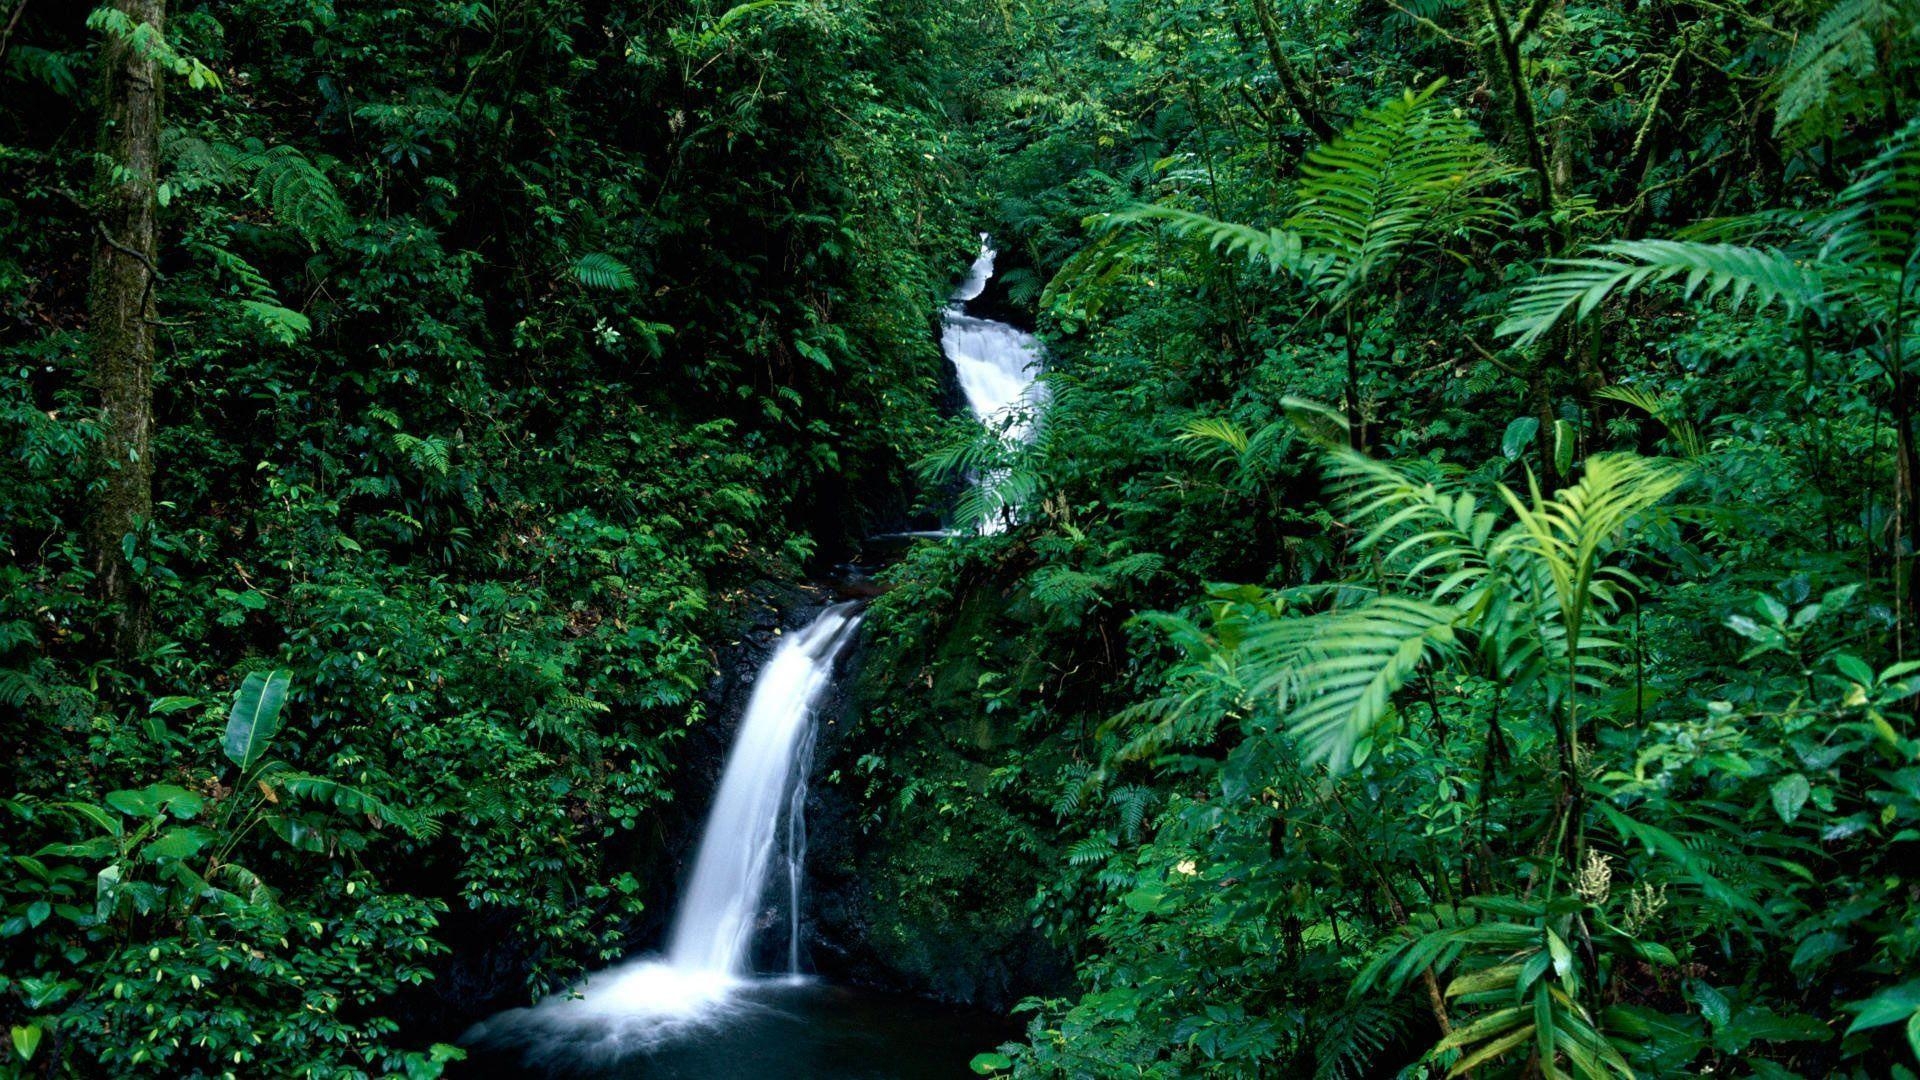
[940, 236, 1044, 531]
[465, 604, 863, 1058]
[466, 240, 1031, 1073]
[950, 232, 996, 303]
[666, 604, 860, 975]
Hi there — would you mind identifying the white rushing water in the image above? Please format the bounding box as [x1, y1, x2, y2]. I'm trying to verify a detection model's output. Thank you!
[667, 605, 860, 976]
[465, 604, 863, 1060]
[940, 237, 1044, 531]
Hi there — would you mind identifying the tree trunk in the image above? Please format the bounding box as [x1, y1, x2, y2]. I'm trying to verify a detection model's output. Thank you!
[1246, 0, 1335, 142]
[88, 0, 164, 658]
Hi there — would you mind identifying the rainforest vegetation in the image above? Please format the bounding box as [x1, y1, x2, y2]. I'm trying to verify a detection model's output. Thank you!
[2, 0, 1918, 1076]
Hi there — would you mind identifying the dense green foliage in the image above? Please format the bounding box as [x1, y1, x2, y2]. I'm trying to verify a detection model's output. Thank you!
[2, 1, 974, 1074]
[839, 0, 1920, 1076]
[5, 0, 1919, 1077]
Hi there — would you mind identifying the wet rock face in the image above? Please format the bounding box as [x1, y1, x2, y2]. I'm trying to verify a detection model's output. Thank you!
[802, 639, 1072, 1014]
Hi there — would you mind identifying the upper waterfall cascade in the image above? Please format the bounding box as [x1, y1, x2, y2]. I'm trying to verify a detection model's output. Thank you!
[940, 236, 1044, 530]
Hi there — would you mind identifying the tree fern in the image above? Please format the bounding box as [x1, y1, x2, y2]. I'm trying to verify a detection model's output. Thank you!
[1112, 82, 1507, 315]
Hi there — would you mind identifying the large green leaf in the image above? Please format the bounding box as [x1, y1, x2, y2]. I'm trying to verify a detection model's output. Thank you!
[104, 784, 204, 820]
[11, 1025, 42, 1062]
[1842, 977, 1920, 1034]
[141, 826, 215, 862]
[224, 669, 292, 772]
[1246, 595, 1462, 773]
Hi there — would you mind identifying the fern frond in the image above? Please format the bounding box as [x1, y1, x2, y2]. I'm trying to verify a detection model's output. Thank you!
[1028, 566, 1103, 611]
[1497, 239, 1825, 348]
[1067, 833, 1116, 866]
[1773, 0, 1918, 146]
[242, 142, 349, 246]
[1108, 784, 1157, 839]
[571, 252, 638, 291]
[1051, 763, 1103, 817]
[239, 300, 312, 345]
[389, 432, 452, 475]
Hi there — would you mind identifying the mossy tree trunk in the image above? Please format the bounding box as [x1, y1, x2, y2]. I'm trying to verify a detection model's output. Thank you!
[88, 0, 164, 658]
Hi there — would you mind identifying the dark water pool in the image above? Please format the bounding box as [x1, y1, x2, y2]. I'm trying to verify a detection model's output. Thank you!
[460, 980, 1018, 1079]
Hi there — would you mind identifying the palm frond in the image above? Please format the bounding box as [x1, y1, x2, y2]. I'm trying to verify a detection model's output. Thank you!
[1104, 203, 1309, 275]
[1285, 80, 1508, 306]
[1175, 416, 1252, 456]
[1497, 239, 1825, 348]
[1594, 385, 1706, 458]
[1244, 596, 1462, 773]
[1323, 448, 1494, 599]
[1818, 114, 1920, 315]
[1313, 999, 1416, 1080]
[1495, 454, 1688, 640]
[270, 769, 440, 839]
[1111, 82, 1504, 313]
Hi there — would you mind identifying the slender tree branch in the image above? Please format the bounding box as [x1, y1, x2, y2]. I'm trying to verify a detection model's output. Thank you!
[0, 0, 28, 64]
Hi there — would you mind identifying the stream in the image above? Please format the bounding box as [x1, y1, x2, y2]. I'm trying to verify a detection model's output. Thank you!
[459, 244, 1039, 1077]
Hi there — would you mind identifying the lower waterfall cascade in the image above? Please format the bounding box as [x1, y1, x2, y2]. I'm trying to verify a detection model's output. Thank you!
[463, 605, 864, 1065]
